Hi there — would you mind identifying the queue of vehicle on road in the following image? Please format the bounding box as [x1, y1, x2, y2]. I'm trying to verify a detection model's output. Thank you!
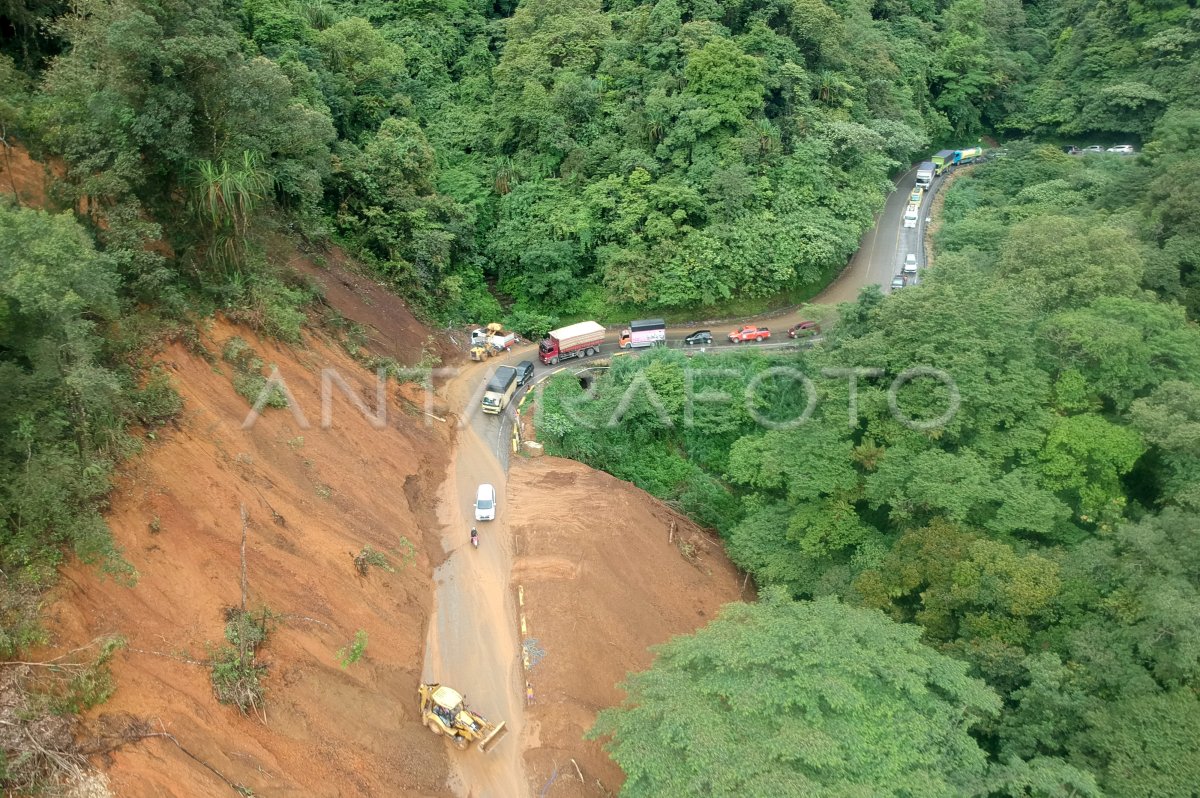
[1067, 144, 1136, 155]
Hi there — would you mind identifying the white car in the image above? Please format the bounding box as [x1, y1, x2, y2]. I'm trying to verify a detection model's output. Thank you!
[1107, 144, 1135, 154]
[474, 483, 496, 521]
[904, 254, 918, 274]
[1082, 145, 1105, 154]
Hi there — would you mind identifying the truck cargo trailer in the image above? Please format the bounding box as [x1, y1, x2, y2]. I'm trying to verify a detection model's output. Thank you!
[931, 150, 955, 175]
[915, 161, 935, 186]
[481, 365, 518, 414]
[539, 321, 605, 365]
[953, 146, 983, 165]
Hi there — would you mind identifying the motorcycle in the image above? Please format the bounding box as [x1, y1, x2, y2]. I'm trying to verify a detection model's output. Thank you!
[470, 527, 479, 549]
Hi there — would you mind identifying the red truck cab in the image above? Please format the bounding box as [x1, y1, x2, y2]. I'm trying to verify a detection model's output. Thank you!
[539, 321, 606, 365]
[728, 325, 770, 343]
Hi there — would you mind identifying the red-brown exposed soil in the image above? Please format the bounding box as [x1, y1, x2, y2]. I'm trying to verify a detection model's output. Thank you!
[46, 319, 456, 797]
[42, 327, 751, 796]
[10, 141, 756, 796]
[0, 141, 56, 209]
[287, 244, 462, 368]
[507, 457, 751, 796]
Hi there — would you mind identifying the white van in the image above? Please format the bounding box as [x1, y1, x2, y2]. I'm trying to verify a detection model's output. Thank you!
[474, 483, 496, 521]
[903, 205, 919, 228]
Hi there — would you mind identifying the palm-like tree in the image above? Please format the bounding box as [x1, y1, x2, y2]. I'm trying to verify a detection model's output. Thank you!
[645, 108, 669, 144]
[494, 156, 518, 196]
[754, 118, 780, 156]
[192, 150, 273, 267]
[815, 70, 851, 105]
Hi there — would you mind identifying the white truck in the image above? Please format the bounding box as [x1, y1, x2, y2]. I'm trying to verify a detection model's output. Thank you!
[470, 324, 517, 352]
[903, 204, 919, 228]
[915, 161, 935, 187]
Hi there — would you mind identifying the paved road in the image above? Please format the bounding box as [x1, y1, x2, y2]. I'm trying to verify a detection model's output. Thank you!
[818, 164, 923, 302]
[421, 380, 527, 797]
[462, 162, 944, 439]
[424, 162, 943, 796]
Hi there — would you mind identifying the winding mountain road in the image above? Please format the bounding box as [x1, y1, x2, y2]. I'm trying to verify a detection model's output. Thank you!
[420, 162, 938, 796]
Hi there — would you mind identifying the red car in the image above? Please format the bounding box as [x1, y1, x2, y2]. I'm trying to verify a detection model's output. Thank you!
[787, 321, 820, 339]
[728, 325, 771, 343]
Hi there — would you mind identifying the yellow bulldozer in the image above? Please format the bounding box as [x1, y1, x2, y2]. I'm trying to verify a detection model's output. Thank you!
[418, 683, 508, 753]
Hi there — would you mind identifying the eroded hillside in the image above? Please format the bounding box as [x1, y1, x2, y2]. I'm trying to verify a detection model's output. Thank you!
[46, 316, 454, 796]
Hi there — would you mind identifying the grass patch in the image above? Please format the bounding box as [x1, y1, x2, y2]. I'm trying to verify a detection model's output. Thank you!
[222, 336, 288, 409]
[336, 630, 368, 668]
[209, 607, 274, 716]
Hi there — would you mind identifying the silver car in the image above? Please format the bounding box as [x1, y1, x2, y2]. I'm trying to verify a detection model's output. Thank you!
[1107, 144, 1135, 154]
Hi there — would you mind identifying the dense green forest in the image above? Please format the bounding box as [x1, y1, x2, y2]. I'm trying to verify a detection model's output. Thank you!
[3, 0, 1200, 793]
[542, 135, 1200, 793]
[4, 0, 1198, 324]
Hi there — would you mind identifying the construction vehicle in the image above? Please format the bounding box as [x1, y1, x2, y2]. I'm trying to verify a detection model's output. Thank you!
[470, 323, 517, 352]
[418, 683, 508, 753]
[469, 323, 518, 361]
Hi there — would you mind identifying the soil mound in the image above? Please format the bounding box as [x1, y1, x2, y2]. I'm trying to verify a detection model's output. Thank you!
[507, 457, 750, 796]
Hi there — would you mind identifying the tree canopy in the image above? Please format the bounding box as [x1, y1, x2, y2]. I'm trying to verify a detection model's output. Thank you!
[544, 139, 1200, 795]
[592, 593, 1000, 798]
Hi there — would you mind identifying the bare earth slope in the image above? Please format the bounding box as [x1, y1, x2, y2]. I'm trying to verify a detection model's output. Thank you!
[41, 312, 749, 796]
[47, 320, 455, 797]
[507, 457, 750, 796]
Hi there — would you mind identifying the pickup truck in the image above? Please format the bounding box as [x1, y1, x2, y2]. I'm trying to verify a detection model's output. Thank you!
[728, 325, 770, 343]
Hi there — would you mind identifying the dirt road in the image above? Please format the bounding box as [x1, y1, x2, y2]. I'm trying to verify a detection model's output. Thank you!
[421, 377, 528, 796]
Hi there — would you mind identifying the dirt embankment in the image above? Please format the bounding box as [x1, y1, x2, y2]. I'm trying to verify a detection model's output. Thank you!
[45, 309, 457, 796]
[10, 139, 753, 795]
[0, 141, 55, 208]
[507, 457, 751, 796]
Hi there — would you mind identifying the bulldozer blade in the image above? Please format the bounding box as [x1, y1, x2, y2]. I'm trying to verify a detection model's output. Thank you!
[477, 721, 508, 753]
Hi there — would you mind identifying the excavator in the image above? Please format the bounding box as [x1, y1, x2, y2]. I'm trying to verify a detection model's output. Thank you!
[418, 683, 508, 753]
